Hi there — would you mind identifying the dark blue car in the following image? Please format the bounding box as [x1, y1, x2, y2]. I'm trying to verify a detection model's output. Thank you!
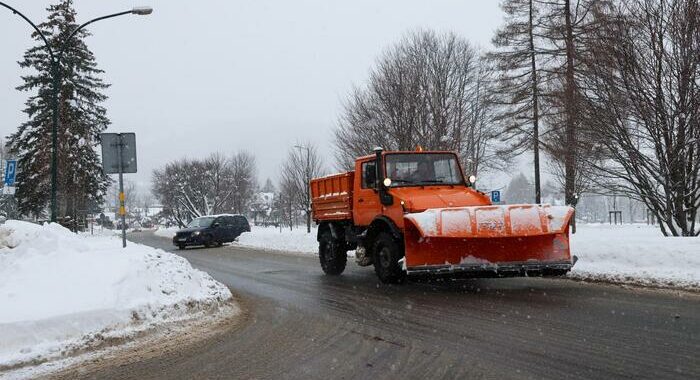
[173, 214, 250, 249]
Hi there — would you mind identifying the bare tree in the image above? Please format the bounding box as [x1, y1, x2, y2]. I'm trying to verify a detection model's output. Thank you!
[334, 30, 500, 176]
[280, 143, 323, 233]
[229, 151, 257, 214]
[489, 0, 552, 203]
[276, 176, 297, 231]
[152, 151, 258, 225]
[580, 0, 700, 236]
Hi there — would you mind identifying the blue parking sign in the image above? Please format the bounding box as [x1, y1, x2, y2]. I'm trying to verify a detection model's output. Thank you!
[491, 190, 501, 203]
[4, 160, 17, 186]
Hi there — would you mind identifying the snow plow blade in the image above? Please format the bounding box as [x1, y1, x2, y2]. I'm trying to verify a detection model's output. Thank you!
[403, 204, 575, 278]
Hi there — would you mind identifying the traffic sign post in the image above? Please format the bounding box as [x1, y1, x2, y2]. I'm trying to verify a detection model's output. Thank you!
[3, 160, 17, 195]
[4, 160, 17, 186]
[491, 190, 501, 204]
[101, 133, 137, 248]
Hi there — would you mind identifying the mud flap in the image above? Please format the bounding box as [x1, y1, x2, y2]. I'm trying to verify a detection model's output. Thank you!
[402, 204, 575, 277]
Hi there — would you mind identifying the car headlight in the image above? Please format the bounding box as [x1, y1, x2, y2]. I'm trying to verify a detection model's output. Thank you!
[192, 231, 200, 236]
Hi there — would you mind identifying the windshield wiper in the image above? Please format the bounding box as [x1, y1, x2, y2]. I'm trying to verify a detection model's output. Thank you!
[391, 179, 416, 184]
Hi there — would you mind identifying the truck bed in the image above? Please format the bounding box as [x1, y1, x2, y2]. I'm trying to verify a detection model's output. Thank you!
[310, 172, 353, 222]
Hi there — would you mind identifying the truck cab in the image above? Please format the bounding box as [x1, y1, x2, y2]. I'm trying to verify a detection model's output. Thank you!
[352, 149, 491, 229]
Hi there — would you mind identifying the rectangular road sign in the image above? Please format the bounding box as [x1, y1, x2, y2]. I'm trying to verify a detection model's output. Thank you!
[491, 190, 501, 203]
[4, 160, 17, 186]
[100, 133, 137, 174]
[100, 133, 136, 248]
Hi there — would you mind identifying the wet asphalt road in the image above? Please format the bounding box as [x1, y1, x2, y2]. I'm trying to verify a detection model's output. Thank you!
[68, 232, 700, 379]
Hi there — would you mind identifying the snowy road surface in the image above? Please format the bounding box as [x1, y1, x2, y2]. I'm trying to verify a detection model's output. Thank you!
[159, 224, 700, 289]
[56, 231, 700, 379]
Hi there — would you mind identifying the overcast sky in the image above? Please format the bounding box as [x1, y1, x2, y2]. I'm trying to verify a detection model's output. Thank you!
[0, 0, 505, 192]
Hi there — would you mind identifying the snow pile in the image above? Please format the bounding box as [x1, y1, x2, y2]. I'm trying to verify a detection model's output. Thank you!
[236, 225, 320, 254]
[570, 224, 700, 289]
[0, 221, 232, 369]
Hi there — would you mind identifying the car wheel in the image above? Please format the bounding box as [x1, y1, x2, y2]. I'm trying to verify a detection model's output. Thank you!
[204, 235, 217, 248]
[178, 244, 186, 250]
[319, 230, 347, 275]
[373, 232, 406, 284]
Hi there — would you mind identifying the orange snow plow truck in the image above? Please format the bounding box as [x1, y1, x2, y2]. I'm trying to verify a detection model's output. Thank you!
[310, 148, 576, 283]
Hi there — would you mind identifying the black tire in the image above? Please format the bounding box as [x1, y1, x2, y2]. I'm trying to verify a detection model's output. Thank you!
[204, 235, 217, 248]
[373, 232, 406, 284]
[319, 230, 347, 275]
[177, 244, 186, 250]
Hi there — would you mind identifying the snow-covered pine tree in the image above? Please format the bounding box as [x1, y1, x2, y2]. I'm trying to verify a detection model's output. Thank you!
[505, 172, 534, 205]
[7, 0, 110, 219]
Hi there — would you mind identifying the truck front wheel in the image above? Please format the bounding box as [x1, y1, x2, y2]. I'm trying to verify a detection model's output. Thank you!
[373, 232, 406, 284]
[319, 231, 347, 275]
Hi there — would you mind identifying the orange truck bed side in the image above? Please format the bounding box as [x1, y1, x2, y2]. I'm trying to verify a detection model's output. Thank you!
[311, 172, 354, 222]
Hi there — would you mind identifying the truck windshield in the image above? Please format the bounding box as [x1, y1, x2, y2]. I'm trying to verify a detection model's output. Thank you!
[385, 153, 464, 186]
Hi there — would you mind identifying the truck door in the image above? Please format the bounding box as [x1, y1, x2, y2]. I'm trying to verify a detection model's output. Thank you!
[354, 159, 382, 226]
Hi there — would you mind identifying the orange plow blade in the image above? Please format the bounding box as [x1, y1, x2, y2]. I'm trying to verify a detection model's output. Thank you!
[402, 204, 575, 277]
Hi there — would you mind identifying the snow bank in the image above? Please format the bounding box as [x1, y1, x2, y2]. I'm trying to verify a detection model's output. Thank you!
[154, 226, 179, 239]
[235, 225, 320, 254]
[0, 221, 232, 370]
[231, 223, 698, 289]
[570, 224, 700, 289]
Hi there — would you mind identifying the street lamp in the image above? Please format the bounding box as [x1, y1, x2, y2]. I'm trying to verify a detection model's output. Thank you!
[0, 2, 152, 222]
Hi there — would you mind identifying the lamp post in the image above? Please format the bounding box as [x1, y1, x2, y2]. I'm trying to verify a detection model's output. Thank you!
[0, 2, 152, 222]
[294, 145, 311, 233]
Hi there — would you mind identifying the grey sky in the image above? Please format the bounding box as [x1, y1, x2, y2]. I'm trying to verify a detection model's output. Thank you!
[0, 0, 504, 192]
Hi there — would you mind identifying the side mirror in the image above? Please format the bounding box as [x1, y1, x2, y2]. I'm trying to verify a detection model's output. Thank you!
[212, 222, 220, 228]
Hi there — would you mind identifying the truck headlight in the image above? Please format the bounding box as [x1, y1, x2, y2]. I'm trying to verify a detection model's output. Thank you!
[192, 231, 200, 236]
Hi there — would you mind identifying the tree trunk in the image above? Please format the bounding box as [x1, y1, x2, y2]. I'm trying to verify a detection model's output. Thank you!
[563, 0, 577, 232]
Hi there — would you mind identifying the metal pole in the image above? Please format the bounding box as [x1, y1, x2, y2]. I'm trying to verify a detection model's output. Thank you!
[50, 61, 60, 222]
[117, 134, 127, 247]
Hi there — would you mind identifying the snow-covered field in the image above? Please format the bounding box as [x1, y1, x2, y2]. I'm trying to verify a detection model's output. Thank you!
[570, 223, 699, 289]
[227, 224, 699, 290]
[0, 221, 233, 374]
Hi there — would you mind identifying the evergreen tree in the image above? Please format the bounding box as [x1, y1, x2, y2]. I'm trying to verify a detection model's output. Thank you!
[505, 172, 534, 204]
[7, 0, 110, 219]
[261, 178, 276, 193]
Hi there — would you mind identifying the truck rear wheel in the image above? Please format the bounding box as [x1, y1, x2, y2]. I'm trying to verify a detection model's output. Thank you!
[319, 231, 347, 275]
[373, 232, 406, 284]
